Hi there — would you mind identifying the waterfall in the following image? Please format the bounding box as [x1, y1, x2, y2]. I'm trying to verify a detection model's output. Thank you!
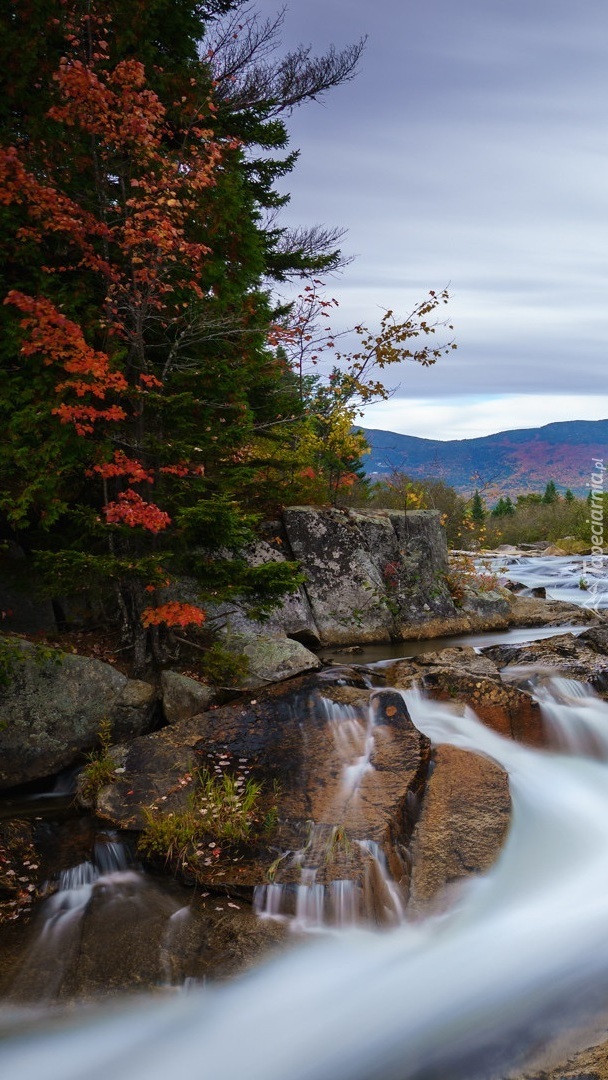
[6, 687, 608, 1078]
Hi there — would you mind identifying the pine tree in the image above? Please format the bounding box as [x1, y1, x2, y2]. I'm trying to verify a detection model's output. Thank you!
[471, 490, 485, 523]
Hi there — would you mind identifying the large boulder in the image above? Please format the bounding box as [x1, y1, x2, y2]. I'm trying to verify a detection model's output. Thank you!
[95, 670, 431, 893]
[0, 640, 157, 789]
[281, 507, 460, 645]
[408, 745, 511, 916]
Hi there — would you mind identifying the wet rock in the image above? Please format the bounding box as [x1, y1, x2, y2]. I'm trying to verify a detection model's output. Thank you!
[519, 1034, 608, 1079]
[384, 647, 544, 745]
[95, 671, 431, 888]
[160, 670, 216, 724]
[483, 633, 608, 697]
[420, 671, 545, 746]
[0, 861, 289, 1004]
[408, 745, 511, 916]
[579, 626, 608, 655]
[0, 640, 156, 789]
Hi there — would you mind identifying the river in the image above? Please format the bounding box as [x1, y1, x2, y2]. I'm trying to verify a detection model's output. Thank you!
[1, 557, 608, 1079]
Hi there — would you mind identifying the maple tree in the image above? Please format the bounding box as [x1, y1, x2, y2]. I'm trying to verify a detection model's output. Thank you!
[0, 1, 309, 669]
[0, 1, 453, 670]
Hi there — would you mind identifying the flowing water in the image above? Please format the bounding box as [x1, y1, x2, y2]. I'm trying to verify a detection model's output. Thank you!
[5, 676, 608, 1078]
[484, 552, 608, 610]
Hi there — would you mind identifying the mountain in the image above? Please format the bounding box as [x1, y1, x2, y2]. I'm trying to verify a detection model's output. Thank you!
[360, 419, 608, 497]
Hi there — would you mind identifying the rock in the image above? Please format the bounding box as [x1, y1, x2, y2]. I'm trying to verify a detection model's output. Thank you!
[544, 545, 568, 556]
[0, 857, 288, 1004]
[95, 671, 431, 890]
[110, 680, 157, 741]
[0, 640, 156, 789]
[461, 587, 512, 628]
[408, 745, 511, 916]
[483, 633, 608, 697]
[160, 670, 216, 724]
[161, 536, 321, 649]
[384, 645, 503, 687]
[579, 626, 608, 654]
[282, 507, 460, 646]
[518, 1032, 608, 1079]
[506, 594, 600, 627]
[384, 646, 544, 745]
[236, 633, 321, 688]
[421, 671, 545, 746]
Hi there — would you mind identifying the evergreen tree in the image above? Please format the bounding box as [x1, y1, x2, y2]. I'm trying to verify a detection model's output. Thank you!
[491, 497, 507, 518]
[565, 489, 575, 503]
[471, 490, 485, 523]
[542, 480, 559, 504]
[0, 0, 360, 668]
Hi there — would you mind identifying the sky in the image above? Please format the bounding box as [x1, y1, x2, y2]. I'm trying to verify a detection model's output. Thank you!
[249, 0, 608, 440]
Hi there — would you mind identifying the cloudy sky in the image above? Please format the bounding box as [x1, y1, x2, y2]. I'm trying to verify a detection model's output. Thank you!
[252, 0, 608, 440]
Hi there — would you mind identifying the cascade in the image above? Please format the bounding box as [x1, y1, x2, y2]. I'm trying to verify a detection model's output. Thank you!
[6, 679, 608, 1078]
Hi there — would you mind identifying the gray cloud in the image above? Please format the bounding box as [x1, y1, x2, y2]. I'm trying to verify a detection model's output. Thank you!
[251, 0, 608, 410]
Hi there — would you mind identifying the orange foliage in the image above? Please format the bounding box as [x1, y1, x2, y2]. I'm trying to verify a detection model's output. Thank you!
[141, 602, 206, 628]
[89, 451, 153, 484]
[103, 489, 171, 532]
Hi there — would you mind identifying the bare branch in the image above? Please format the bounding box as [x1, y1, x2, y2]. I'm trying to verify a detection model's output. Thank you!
[206, 5, 366, 116]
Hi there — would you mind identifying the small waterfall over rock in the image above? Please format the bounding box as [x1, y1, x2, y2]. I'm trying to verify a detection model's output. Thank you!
[254, 693, 410, 929]
[8, 673, 608, 1078]
[536, 676, 608, 757]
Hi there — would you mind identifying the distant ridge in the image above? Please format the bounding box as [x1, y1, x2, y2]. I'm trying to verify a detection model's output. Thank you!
[360, 419, 608, 496]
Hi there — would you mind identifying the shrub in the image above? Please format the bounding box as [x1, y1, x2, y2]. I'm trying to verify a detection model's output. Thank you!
[80, 718, 116, 799]
[200, 641, 250, 688]
[138, 761, 278, 876]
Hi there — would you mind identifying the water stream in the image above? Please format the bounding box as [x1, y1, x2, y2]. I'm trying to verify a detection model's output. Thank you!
[4, 675, 608, 1078]
[484, 552, 608, 610]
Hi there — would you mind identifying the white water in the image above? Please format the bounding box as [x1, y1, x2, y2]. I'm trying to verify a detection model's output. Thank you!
[7, 688, 608, 1078]
[484, 552, 608, 610]
[254, 695, 403, 929]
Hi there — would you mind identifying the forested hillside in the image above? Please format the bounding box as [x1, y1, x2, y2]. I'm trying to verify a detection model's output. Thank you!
[361, 419, 608, 496]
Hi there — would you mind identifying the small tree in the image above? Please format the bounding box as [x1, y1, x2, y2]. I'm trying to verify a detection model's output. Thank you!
[471, 490, 485, 523]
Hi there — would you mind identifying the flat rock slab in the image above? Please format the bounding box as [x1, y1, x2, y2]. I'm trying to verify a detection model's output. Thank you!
[408, 744, 511, 916]
[507, 595, 600, 627]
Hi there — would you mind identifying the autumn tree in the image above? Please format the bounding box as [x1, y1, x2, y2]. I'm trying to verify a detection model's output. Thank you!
[264, 281, 456, 505]
[1, 0, 356, 668]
